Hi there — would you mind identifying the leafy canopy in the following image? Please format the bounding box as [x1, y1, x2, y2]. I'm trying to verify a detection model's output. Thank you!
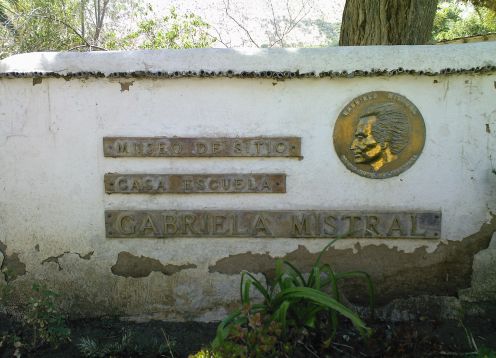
[0, 0, 214, 59]
[433, 0, 496, 41]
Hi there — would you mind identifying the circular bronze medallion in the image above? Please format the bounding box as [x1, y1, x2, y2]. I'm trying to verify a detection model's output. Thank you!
[333, 91, 425, 179]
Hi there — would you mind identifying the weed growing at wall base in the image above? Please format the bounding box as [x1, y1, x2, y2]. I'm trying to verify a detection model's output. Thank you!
[25, 283, 71, 349]
[204, 239, 375, 357]
[0, 282, 71, 356]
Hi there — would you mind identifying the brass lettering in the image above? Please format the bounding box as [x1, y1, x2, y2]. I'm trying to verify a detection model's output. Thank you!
[231, 214, 248, 235]
[234, 179, 244, 190]
[156, 177, 167, 191]
[209, 179, 219, 191]
[117, 142, 129, 154]
[117, 177, 128, 191]
[213, 215, 229, 235]
[106, 174, 285, 194]
[144, 177, 154, 191]
[116, 214, 136, 235]
[254, 141, 263, 154]
[253, 215, 272, 236]
[195, 142, 207, 154]
[365, 216, 380, 237]
[222, 179, 231, 190]
[145, 143, 154, 155]
[139, 215, 159, 235]
[131, 179, 140, 191]
[261, 179, 271, 191]
[411, 214, 426, 237]
[275, 142, 287, 154]
[105, 137, 300, 157]
[323, 215, 337, 236]
[387, 216, 406, 237]
[163, 215, 178, 235]
[182, 214, 198, 235]
[248, 178, 257, 191]
[292, 215, 311, 236]
[183, 179, 193, 191]
[197, 179, 205, 191]
[106, 211, 441, 239]
[171, 142, 182, 154]
[212, 142, 221, 153]
[342, 216, 362, 237]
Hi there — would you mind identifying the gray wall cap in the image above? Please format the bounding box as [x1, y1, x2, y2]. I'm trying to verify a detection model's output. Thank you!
[0, 43, 495, 78]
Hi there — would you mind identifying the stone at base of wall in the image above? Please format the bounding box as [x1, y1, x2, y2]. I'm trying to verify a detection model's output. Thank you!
[355, 296, 463, 322]
[357, 296, 495, 322]
[461, 301, 496, 319]
[459, 233, 496, 303]
[369, 232, 496, 323]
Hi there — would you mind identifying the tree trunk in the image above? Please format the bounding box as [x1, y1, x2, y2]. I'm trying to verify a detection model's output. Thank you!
[339, 0, 438, 45]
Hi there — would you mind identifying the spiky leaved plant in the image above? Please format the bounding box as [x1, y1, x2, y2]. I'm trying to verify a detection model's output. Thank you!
[212, 239, 375, 356]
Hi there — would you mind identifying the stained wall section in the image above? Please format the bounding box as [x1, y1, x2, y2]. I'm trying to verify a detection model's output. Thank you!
[0, 44, 495, 320]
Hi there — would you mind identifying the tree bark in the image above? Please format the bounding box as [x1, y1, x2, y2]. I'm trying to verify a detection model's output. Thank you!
[339, 0, 439, 45]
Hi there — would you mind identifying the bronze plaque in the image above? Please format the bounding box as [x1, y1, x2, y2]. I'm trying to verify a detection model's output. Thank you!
[333, 92, 425, 179]
[103, 137, 301, 158]
[104, 174, 286, 194]
[105, 210, 441, 239]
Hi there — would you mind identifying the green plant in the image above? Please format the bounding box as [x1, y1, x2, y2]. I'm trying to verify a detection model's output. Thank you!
[77, 329, 139, 357]
[77, 336, 101, 358]
[0, 281, 11, 308]
[461, 320, 496, 358]
[433, 1, 496, 41]
[478, 347, 496, 358]
[158, 328, 177, 358]
[212, 239, 374, 356]
[104, 6, 215, 50]
[77, 327, 175, 357]
[24, 283, 71, 349]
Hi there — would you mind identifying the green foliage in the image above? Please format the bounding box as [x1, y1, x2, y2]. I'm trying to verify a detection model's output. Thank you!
[24, 282, 71, 349]
[0, 0, 85, 58]
[104, 6, 215, 50]
[433, 1, 496, 41]
[212, 239, 374, 357]
[478, 347, 496, 358]
[466, 0, 496, 12]
[190, 349, 220, 358]
[0, 1, 214, 59]
[77, 328, 177, 358]
[0, 273, 12, 306]
[77, 329, 140, 357]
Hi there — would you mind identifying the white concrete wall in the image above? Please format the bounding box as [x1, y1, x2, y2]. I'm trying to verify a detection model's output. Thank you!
[0, 43, 495, 320]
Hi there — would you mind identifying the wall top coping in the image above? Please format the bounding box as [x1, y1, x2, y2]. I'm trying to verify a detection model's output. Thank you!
[0, 43, 495, 79]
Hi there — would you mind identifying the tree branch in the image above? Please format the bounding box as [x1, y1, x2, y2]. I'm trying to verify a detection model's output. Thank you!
[37, 11, 91, 47]
[267, 0, 282, 47]
[210, 26, 231, 47]
[223, 0, 260, 47]
[93, 0, 109, 44]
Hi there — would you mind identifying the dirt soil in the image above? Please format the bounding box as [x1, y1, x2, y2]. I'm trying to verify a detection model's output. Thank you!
[1, 314, 495, 357]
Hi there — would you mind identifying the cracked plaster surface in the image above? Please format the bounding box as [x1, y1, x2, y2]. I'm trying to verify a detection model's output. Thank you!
[41, 251, 94, 271]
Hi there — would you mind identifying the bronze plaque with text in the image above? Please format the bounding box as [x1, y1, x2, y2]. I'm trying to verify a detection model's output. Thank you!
[105, 210, 441, 239]
[103, 137, 301, 158]
[333, 91, 425, 179]
[104, 174, 286, 194]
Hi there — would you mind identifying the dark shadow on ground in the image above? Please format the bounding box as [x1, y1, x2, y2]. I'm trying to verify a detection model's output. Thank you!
[1, 314, 495, 357]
